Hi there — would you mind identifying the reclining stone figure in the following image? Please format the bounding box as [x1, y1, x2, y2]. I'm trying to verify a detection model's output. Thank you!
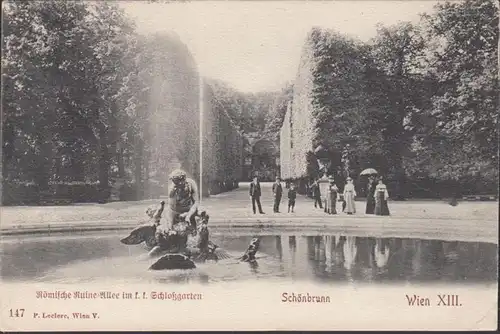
[120, 201, 260, 270]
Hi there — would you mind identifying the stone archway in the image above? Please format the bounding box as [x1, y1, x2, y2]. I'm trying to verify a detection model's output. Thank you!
[247, 138, 280, 181]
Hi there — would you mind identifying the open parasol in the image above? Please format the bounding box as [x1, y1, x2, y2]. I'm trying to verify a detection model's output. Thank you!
[360, 168, 378, 176]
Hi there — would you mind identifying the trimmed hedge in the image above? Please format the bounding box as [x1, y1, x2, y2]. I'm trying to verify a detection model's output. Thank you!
[281, 175, 498, 199]
[118, 181, 164, 201]
[2, 182, 104, 205]
[1, 179, 170, 205]
[208, 179, 239, 195]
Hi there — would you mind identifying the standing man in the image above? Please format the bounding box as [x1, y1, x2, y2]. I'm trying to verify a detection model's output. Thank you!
[287, 183, 297, 213]
[311, 179, 323, 209]
[249, 175, 265, 214]
[272, 176, 283, 213]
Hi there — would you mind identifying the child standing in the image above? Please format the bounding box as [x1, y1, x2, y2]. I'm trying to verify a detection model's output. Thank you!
[288, 183, 297, 213]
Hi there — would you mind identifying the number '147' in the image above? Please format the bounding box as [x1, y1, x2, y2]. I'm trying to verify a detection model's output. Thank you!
[10, 309, 25, 317]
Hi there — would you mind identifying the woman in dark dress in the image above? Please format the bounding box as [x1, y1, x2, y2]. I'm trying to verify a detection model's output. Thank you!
[365, 175, 377, 214]
[374, 177, 390, 216]
[325, 176, 339, 214]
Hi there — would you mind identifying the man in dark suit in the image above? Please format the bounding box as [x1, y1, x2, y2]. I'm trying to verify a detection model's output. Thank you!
[249, 175, 264, 214]
[311, 179, 323, 209]
[272, 176, 283, 213]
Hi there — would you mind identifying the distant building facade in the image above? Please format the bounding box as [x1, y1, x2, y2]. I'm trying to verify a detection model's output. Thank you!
[243, 133, 280, 182]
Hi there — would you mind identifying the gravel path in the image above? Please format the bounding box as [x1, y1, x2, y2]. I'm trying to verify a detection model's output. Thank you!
[1, 184, 497, 243]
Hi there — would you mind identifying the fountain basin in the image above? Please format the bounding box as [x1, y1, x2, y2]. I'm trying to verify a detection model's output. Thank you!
[1, 230, 497, 285]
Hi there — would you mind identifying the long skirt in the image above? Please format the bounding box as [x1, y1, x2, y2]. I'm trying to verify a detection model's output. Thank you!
[344, 191, 356, 214]
[365, 193, 376, 214]
[324, 191, 338, 214]
[374, 192, 390, 216]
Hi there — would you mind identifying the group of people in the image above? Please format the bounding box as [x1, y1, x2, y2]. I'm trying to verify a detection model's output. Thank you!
[249, 174, 390, 216]
[250, 175, 297, 214]
[310, 175, 390, 216]
[157, 168, 391, 240]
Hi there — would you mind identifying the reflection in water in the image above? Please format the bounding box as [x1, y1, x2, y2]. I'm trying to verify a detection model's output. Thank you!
[324, 236, 334, 272]
[288, 236, 296, 263]
[412, 239, 423, 277]
[333, 236, 345, 267]
[314, 236, 322, 262]
[275, 236, 283, 260]
[343, 236, 357, 270]
[343, 236, 357, 282]
[289, 236, 296, 251]
[249, 261, 259, 273]
[375, 239, 390, 269]
[1, 233, 497, 285]
[275, 236, 284, 272]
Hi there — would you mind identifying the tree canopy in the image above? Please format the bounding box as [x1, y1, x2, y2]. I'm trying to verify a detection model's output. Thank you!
[279, 0, 498, 197]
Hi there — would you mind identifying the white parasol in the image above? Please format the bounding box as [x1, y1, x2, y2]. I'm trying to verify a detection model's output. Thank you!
[360, 168, 378, 176]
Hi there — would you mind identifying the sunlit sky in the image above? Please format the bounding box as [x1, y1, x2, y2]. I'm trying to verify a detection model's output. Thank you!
[121, 1, 444, 93]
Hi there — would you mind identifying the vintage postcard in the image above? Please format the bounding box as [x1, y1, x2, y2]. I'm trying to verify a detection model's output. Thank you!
[1, 0, 498, 331]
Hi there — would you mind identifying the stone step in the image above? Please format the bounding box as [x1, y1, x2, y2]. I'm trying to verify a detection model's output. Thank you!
[461, 195, 498, 201]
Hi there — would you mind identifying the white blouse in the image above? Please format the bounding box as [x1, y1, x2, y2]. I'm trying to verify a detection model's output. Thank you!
[343, 183, 357, 197]
[374, 183, 389, 200]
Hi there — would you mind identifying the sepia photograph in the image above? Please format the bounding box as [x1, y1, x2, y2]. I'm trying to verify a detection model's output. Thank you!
[1, 0, 498, 331]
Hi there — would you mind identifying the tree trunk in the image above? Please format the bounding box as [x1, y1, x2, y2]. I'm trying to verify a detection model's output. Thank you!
[117, 146, 125, 178]
[389, 55, 408, 200]
[391, 151, 407, 200]
[35, 134, 52, 192]
[144, 148, 150, 199]
[72, 146, 86, 182]
[98, 124, 110, 203]
[134, 139, 143, 200]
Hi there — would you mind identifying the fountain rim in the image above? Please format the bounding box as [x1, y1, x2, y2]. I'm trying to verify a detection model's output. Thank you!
[1, 218, 497, 245]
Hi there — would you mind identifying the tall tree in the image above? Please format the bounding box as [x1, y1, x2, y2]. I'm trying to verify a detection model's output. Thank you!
[369, 22, 428, 198]
[413, 0, 499, 185]
[3, 1, 92, 188]
[309, 29, 382, 179]
[81, 1, 137, 198]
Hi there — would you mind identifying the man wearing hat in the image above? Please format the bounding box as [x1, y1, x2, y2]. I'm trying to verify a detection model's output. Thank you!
[272, 176, 283, 213]
[249, 174, 265, 214]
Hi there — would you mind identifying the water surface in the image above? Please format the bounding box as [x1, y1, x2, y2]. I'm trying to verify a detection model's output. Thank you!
[1, 231, 497, 285]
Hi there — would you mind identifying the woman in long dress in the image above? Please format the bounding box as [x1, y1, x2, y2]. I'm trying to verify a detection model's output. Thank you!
[365, 175, 377, 214]
[325, 176, 339, 214]
[343, 177, 357, 214]
[374, 178, 390, 216]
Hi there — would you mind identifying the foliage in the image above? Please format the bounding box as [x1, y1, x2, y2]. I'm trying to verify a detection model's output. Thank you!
[264, 83, 294, 140]
[2, 0, 497, 204]
[410, 0, 499, 181]
[1, 1, 245, 204]
[206, 78, 278, 134]
[280, 0, 498, 197]
[202, 82, 243, 195]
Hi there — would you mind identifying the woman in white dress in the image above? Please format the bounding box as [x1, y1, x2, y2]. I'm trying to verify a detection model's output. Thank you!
[343, 177, 357, 214]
